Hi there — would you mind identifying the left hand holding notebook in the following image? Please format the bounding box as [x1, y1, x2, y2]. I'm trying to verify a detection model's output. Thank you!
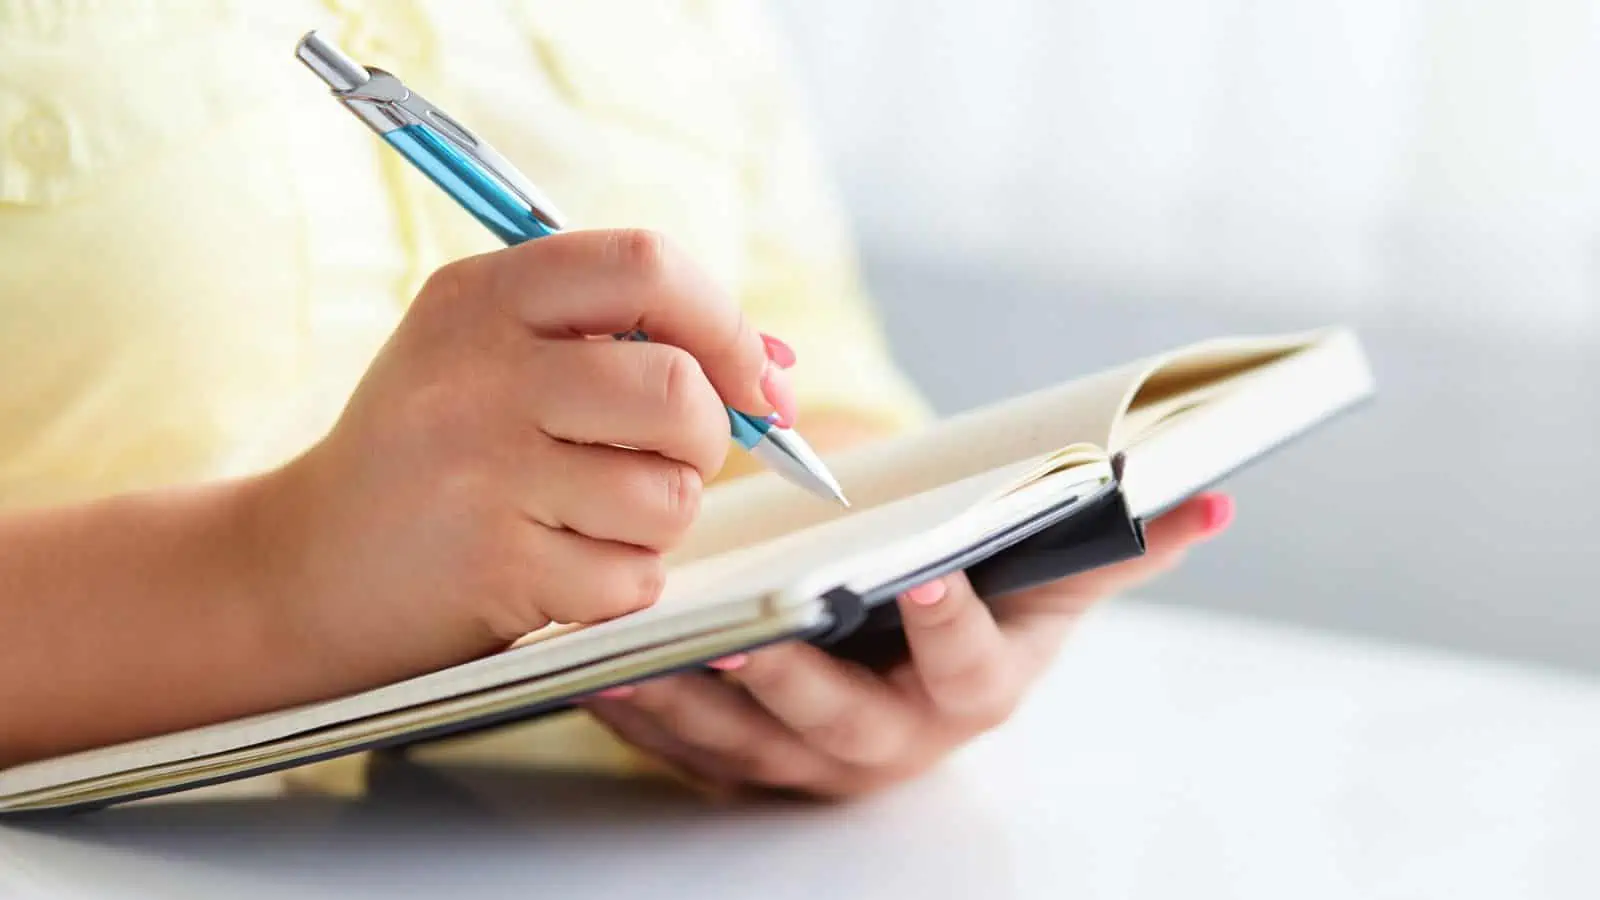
[579, 493, 1230, 797]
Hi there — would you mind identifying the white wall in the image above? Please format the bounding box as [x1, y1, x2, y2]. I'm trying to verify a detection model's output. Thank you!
[772, 0, 1600, 337]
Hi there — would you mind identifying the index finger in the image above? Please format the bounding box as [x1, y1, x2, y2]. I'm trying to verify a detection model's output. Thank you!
[491, 229, 777, 420]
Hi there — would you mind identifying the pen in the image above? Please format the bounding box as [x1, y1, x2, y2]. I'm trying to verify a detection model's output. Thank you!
[295, 30, 848, 507]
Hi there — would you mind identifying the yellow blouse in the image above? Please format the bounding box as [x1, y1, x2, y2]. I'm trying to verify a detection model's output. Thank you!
[0, 0, 927, 512]
[0, 1, 928, 792]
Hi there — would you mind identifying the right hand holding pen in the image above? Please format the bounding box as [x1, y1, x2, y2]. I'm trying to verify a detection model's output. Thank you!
[258, 229, 795, 688]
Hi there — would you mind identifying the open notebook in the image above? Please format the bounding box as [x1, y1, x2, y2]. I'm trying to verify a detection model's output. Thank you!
[0, 327, 1374, 814]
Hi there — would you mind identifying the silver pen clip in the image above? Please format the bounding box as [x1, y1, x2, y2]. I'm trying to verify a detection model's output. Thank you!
[295, 30, 567, 232]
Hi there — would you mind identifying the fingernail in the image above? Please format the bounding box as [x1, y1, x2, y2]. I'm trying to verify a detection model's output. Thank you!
[597, 685, 636, 699]
[1199, 493, 1235, 535]
[708, 654, 749, 672]
[760, 333, 797, 369]
[902, 580, 948, 607]
[760, 366, 798, 429]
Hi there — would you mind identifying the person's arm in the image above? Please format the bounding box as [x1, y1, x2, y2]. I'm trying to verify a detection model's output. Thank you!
[0, 230, 788, 769]
[0, 475, 302, 768]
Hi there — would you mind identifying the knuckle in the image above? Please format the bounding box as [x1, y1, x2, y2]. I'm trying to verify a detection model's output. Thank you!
[685, 373, 731, 464]
[628, 554, 668, 612]
[643, 346, 724, 474]
[418, 258, 467, 305]
[559, 547, 665, 623]
[719, 306, 755, 368]
[660, 464, 703, 536]
[608, 228, 670, 283]
[589, 553, 665, 621]
[653, 344, 705, 413]
[420, 255, 490, 313]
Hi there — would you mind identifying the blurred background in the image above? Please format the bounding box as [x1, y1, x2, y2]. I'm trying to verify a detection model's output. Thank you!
[770, 0, 1600, 674]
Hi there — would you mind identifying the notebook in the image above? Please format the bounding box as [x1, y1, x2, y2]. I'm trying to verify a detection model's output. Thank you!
[0, 326, 1374, 815]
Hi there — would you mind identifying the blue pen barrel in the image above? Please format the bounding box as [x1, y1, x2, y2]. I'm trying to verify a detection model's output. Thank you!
[727, 408, 773, 449]
[383, 124, 559, 246]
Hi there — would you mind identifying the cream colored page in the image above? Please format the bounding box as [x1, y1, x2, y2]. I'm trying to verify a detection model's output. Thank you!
[649, 458, 1048, 622]
[847, 331, 1328, 506]
[673, 360, 1152, 565]
[1117, 347, 1310, 445]
[1108, 331, 1329, 450]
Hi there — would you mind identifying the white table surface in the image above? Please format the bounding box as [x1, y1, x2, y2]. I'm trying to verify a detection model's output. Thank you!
[3, 600, 1597, 900]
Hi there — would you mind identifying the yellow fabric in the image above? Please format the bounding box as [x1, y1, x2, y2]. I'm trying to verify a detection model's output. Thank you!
[0, 0, 930, 795]
[0, 0, 929, 512]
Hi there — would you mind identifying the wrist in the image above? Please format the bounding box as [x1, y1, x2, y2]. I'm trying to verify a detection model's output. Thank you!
[233, 439, 508, 700]
[226, 449, 341, 698]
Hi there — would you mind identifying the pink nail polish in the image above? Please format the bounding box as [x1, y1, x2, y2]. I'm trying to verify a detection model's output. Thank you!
[760, 333, 797, 369]
[902, 580, 948, 607]
[598, 685, 636, 699]
[709, 654, 749, 672]
[1200, 494, 1235, 534]
[760, 366, 798, 429]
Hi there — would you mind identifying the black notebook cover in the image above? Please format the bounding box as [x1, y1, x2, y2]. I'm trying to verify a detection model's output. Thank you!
[821, 467, 1146, 670]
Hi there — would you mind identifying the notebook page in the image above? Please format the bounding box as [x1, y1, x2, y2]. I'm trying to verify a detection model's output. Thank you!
[673, 359, 1151, 565]
[1115, 347, 1313, 446]
[1117, 330, 1373, 517]
[1108, 331, 1326, 451]
[680, 329, 1328, 565]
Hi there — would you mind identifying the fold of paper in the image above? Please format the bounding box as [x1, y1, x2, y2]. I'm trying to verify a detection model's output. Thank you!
[1117, 328, 1374, 517]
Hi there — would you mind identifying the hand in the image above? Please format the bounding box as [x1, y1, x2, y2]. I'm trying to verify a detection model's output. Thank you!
[580, 493, 1235, 799]
[258, 230, 793, 693]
